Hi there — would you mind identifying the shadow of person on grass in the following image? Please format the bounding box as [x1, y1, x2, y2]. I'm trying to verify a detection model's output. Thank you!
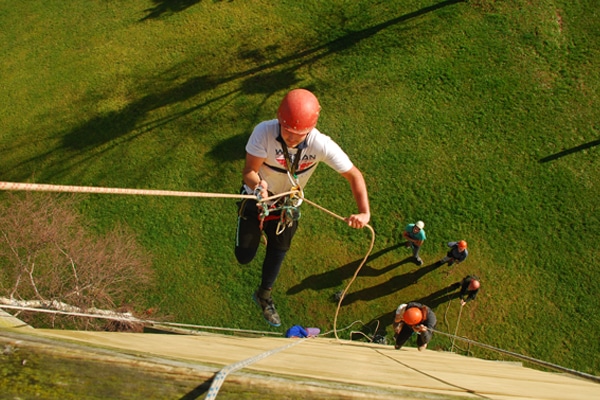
[414, 281, 462, 310]
[538, 138, 600, 163]
[340, 260, 446, 305]
[21, 0, 466, 184]
[286, 243, 405, 295]
[141, 0, 202, 22]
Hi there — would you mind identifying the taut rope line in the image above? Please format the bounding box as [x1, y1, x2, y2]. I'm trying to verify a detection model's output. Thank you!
[430, 328, 600, 384]
[0, 181, 296, 204]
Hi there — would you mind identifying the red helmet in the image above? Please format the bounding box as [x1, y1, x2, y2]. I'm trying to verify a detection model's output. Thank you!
[458, 240, 468, 250]
[403, 307, 423, 325]
[468, 279, 480, 291]
[277, 89, 321, 135]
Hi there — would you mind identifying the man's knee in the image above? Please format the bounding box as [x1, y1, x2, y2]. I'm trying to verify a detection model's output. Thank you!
[418, 332, 433, 346]
[235, 247, 256, 265]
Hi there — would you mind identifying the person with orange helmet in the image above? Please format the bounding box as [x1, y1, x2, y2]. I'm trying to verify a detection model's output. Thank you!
[402, 221, 426, 266]
[459, 275, 481, 306]
[392, 301, 437, 351]
[440, 240, 468, 267]
[236, 88, 370, 327]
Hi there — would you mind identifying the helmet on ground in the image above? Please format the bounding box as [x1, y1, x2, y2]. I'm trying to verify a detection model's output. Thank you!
[277, 89, 321, 135]
[415, 221, 425, 230]
[402, 307, 423, 325]
[468, 279, 480, 291]
[458, 240, 468, 250]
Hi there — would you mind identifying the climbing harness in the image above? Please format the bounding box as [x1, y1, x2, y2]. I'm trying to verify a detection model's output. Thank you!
[253, 129, 307, 235]
[253, 184, 303, 235]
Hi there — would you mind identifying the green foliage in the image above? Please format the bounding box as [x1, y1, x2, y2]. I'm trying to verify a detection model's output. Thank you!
[1, 0, 598, 376]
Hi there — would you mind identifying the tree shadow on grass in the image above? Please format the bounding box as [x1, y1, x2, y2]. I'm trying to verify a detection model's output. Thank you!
[61, 76, 222, 151]
[207, 133, 248, 162]
[59, 70, 302, 161]
[286, 243, 405, 295]
[64, 0, 466, 153]
[9, 0, 466, 182]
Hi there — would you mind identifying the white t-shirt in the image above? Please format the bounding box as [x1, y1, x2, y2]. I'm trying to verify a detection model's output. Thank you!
[245, 119, 354, 196]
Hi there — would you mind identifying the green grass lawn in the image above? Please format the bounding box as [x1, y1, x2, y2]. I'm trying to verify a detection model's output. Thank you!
[1, 0, 599, 376]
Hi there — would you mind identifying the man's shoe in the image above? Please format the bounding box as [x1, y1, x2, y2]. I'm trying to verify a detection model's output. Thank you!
[416, 257, 424, 266]
[418, 344, 428, 352]
[441, 256, 450, 263]
[253, 291, 281, 327]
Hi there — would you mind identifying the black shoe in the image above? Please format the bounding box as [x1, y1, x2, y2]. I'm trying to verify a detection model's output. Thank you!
[253, 291, 281, 327]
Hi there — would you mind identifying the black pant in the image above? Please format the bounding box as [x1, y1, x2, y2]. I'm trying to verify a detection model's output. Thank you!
[235, 198, 298, 289]
[395, 324, 434, 349]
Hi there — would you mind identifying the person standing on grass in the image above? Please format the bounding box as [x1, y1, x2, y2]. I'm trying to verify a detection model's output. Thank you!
[441, 240, 468, 267]
[402, 221, 426, 266]
[235, 88, 370, 327]
[392, 301, 437, 351]
[459, 275, 480, 306]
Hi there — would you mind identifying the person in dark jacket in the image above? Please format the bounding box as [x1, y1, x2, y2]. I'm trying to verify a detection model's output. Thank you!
[440, 240, 468, 266]
[392, 301, 436, 351]
[459, 275, 480, 306]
